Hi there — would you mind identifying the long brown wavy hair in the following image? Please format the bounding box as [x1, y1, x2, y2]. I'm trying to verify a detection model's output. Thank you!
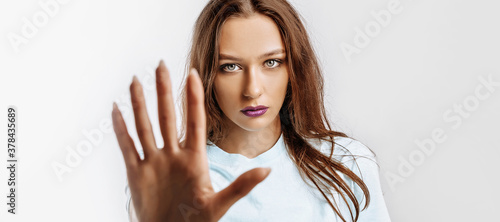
[177, 0, 372, 221]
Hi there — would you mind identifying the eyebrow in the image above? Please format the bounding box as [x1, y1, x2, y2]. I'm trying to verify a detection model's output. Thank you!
[219, 49, 285, 61]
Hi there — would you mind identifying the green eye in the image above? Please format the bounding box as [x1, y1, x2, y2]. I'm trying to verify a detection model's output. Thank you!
[266, 60, 276, 67]
[265, 59, 283, 68]
[220, 64, 240, 72]
[226, 64, 237, 71]
[219, 59, 283, 73]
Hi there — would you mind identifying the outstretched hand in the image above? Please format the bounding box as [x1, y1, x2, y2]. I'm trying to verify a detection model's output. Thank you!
[112, 60, 271, 222]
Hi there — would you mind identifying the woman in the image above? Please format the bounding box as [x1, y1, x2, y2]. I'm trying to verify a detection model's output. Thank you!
[112, 0, 391, 221]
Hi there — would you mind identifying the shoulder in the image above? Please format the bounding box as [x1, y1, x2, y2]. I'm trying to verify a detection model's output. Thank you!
[308, 136, 380, 185]
[307, 136, 377, 164]
[308, 136, 391, 221]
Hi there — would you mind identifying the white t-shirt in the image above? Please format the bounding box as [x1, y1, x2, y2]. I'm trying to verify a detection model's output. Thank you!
[125, 133, 391, 222]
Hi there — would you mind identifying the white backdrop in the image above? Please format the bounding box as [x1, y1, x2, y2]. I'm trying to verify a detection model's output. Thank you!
[0, 0, 499, 221]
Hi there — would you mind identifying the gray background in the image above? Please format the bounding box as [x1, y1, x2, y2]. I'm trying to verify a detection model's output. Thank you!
[1, 0, 499, 221]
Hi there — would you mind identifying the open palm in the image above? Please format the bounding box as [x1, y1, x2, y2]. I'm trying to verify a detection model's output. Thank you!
[111, 60, 271, 222]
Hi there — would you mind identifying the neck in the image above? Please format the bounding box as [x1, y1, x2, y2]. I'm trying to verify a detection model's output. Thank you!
[215, 115, 282, 159]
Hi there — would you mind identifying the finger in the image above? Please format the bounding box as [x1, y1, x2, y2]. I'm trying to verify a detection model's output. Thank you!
[212, 168, 271, 216]
[184, 68, 206, 151]
[112, 102, 141, 170]
[130, 76, 158, 159]
[156, 60, 179, 152]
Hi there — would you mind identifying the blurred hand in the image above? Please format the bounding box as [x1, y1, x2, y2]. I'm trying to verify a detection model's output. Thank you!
[112, 60, 271, 222]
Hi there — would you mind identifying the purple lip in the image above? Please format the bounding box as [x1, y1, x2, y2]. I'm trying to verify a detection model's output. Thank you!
[241, 107, 268, 117]
[241, 105, 268, 112]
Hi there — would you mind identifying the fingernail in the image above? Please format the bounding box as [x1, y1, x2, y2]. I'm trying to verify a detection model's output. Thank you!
[265, 167, 272, 175]
[113, 102, 118, 111]
[159, 59, 165, 67]
[190, 68, 199, 76]
[132, 75, 138, 83]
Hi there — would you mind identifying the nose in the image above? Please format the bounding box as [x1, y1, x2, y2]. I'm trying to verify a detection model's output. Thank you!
[242, 66, 263, 99]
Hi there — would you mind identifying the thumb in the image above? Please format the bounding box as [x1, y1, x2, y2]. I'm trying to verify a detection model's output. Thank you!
[211, 167, 271, 216]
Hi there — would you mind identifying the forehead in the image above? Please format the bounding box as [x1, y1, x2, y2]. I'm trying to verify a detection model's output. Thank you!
[219, 13, 285, 59]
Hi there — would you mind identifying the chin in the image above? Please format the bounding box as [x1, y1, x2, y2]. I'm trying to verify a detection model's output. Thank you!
[235, 111, 281, 132]
[235, 118, 270, 132]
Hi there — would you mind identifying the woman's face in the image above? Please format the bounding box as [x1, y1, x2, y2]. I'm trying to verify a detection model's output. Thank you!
[214, 13, 289, 132]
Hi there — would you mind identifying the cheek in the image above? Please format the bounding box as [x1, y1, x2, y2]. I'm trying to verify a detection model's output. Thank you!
[214, 78, 237, 110]
[268, 71, 289, 98]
